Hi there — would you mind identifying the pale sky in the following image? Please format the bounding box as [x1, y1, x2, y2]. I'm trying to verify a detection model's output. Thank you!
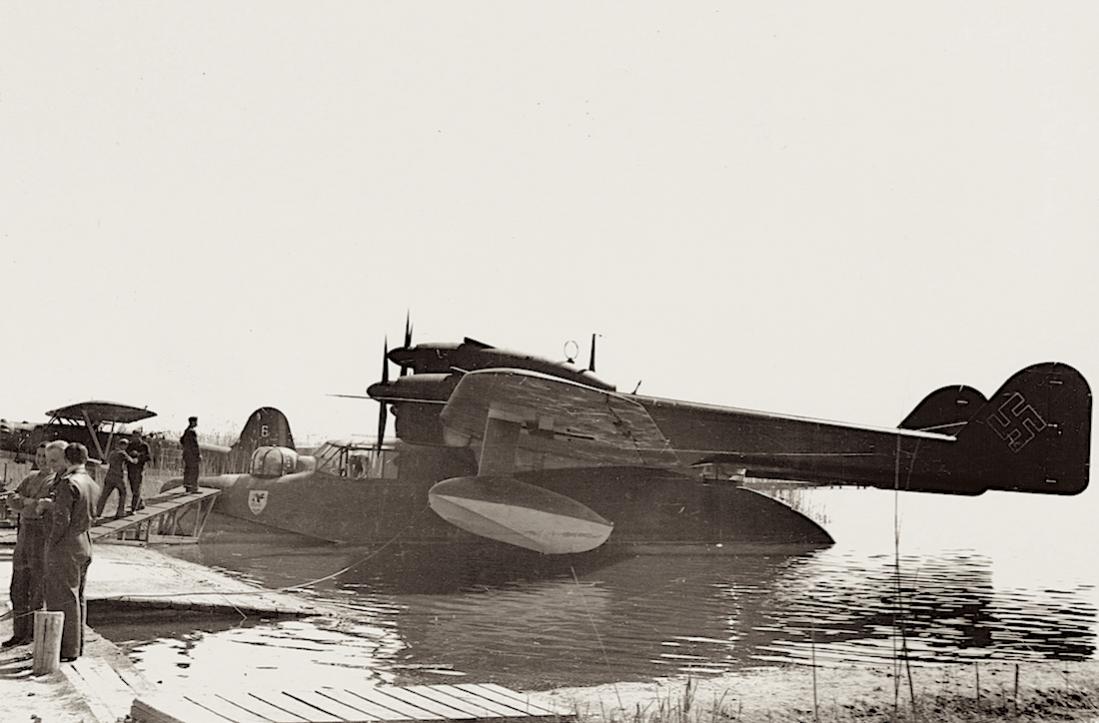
[2, 2, 1097, 448]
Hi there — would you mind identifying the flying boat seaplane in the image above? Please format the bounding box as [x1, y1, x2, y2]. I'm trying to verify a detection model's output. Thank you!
[197, 320, 1091, 556]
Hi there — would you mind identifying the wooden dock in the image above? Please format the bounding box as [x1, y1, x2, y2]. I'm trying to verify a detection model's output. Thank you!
[0, 624, 156, 723]
[132, 682, 574, 723]
[0, 486, 220, 546]
[85, 542, 321, 617]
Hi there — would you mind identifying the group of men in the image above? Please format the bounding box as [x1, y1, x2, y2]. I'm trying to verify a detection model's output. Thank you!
[95, 430, 152, 519]
[4, 417, 200, 662]
[4, 441, 97, 661]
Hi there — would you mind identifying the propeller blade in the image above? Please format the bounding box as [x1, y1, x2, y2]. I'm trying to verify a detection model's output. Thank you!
[376, 400, 387, 456]
[401, 313, 413, 377]
[377, 337, 389, 454]
[588, 333, 597, 372]
[381, 337, 390, 385]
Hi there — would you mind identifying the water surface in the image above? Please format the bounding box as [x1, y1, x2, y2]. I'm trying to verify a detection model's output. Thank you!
[96, 486, 1098, 691]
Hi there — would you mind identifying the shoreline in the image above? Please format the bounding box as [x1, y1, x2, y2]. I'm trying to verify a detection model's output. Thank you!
[542, 659, 1099, 722]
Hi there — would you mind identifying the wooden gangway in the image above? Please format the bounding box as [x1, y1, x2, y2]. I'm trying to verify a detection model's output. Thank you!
[0, 487, 219, 547]
[131, 682, 575, 723]
[91, 487, 220, 543]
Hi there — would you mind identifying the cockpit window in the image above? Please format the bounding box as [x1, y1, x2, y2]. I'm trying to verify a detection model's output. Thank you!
[312, 442, 397, 479]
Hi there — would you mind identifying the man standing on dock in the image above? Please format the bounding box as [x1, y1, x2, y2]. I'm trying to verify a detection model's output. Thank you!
[180, 416, 200, 493]
[126, 429, 151, 513]
[3, 443, 53, 648]
[95, 438, 136, 519]
[43, 441, 96, 662]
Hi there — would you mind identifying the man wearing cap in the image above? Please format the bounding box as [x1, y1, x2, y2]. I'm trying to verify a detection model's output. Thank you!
[95, 439, 137, 519]
[180, 416, 200, 493]
[3, 443, 54, 648]
[126, 430, 152, 513]
[42, 441, 96, 662]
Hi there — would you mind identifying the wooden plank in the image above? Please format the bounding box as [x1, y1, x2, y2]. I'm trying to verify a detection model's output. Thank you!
[318, 688, 421, 721]
[114, 664, 157, 695]
[314, 685, 400, 720]
[345, 687, 455, 721]
[214, 691, 302, 722]
[405, 686, 507, 718]
[66, 657, 141, 721]
[366, 687, 477, 720]
[185, 693, 273, 722]
[453, 685, 562, 717]
[62, 664, 116, 723]
[132, 694, 232, 723]
[249, 691, 344, 722]
[287, 689, 374, 721]
[431, 685, 533, 717]
[474, 681, 571, 716]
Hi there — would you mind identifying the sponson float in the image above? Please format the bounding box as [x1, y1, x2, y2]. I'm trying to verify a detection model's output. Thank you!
[200, 329, 1092, 555]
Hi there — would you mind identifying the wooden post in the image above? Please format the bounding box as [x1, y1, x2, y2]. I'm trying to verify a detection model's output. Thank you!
[32, 611, 64, 675]
[1013, 663, 1020, 716]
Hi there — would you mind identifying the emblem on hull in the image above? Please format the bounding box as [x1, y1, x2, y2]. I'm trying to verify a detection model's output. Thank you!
[248, 490, 269, 515]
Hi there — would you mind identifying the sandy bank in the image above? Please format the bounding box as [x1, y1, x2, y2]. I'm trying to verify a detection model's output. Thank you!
[541, 660, 1099, 722]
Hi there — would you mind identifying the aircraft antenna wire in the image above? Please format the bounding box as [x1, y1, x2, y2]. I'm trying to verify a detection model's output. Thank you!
[891, 437, 922, 718]
[570, 565, 624, 713]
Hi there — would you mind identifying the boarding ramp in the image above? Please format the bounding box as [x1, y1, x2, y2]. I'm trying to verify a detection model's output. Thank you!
[92, 487, 220, 544]
[0, 487, 220, 547]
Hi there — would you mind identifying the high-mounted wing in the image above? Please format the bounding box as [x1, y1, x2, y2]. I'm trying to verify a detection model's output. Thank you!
[439, 369, 682, 471]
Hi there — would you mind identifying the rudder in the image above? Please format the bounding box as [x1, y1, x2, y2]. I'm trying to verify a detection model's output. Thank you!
[947, 363, 1091, 495]
[229, 407, 296, 472]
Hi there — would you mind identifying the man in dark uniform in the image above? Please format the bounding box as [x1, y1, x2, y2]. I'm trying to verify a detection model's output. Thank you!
[3, 443, 54, 648]
[43, 441, 96, 662]
[126, 429, 152, 513]
[180, 416, 200, 493]
[95, 438, 136, 519]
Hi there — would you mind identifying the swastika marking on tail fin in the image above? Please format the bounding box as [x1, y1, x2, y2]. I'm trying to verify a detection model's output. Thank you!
[986, 392, 1047, 453]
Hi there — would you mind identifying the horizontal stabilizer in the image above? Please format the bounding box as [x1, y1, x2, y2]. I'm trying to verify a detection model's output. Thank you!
[429, 475, 614, 554]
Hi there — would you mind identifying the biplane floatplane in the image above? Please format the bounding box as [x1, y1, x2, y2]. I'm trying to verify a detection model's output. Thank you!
[199, 325, 1091, 556]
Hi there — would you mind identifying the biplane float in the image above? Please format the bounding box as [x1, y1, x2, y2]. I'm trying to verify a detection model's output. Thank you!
[197, 329, 1091, 556]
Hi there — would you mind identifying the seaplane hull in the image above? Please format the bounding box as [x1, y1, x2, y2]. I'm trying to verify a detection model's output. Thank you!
[197, 451, 833, 551]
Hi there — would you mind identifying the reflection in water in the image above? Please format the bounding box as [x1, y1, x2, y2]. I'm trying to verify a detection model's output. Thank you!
[96, 487, 1098, 691]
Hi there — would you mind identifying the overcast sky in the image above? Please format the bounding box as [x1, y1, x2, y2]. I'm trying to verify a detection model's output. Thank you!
[2, 2, 1096, 447]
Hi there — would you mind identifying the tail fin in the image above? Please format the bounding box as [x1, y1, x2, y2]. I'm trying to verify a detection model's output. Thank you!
[900, 385, 987, 434]
[229, 407, 295, 472]
[945, 363, 1091, 495]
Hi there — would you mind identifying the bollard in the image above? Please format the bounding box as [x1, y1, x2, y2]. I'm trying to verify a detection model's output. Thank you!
[32, 611, 64, 675]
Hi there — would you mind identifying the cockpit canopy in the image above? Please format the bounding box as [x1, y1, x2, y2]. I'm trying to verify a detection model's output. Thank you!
[311, 440, 398, 479]
[249, 446, 315, 478]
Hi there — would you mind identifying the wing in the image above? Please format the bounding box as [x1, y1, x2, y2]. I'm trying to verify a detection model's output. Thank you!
[439, 369, 682, 470]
